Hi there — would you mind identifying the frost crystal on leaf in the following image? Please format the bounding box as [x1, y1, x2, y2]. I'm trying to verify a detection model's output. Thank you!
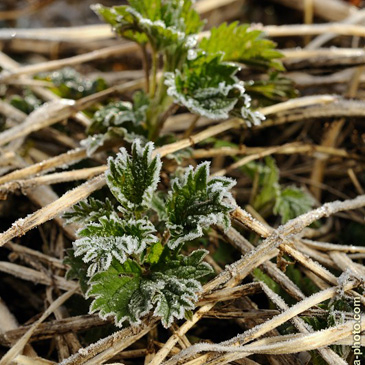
[93, 1, 203, 52]
[63, 197, 114, 225]
[166, 162, 236, 248]
[106, 139, 161, 213]
[74, 214, 157, 276]
[86, 249, 212, 328]
[164, 53, 246, 120]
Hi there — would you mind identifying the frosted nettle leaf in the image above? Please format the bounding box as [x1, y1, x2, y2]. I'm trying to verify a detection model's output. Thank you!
[162, 249, 214, 280]
[88, 91, 149, 136]
[93, 1, 203, 51]
[274, 186, 314, 223]
[243, 73, 297, 106]
[166, 162, 236, 248]
[84, 92, 149, 154]
[87, 259, 148, 326]
[150, 191, 168, 221]
[199, 22, 284, 71]
[151, 272, 201, 327]
[165, 53, 246, 120]
[74, 214, 157, 276]
[64, 249, 89, 294]
[106, 139, 161, 213]
[63, 197, 114, 225]
[86, 257, 204, 328]
[39, 67, 107, 100]
[80, 134, 107, 156]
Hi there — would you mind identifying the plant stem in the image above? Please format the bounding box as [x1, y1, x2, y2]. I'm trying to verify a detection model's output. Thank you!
[149, 47, 158, 98]
[140, 45, 150, 93]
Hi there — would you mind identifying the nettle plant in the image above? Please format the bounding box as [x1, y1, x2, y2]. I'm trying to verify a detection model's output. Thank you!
[82, 0, 287, 154]
[65, 140, 236, 327]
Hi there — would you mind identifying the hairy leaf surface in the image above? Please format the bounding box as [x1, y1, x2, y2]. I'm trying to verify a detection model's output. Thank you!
[106, 140, 161, 213]
[93, 1, 203, 51]
[166, 162, 235, 248]
[63, 197, 114, 225]
[74, 214, 157, 276]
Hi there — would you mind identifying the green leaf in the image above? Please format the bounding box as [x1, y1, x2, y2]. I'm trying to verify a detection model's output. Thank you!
[166, 162, 235, 248]
[253, 156, 281, 212]
[39, 67, 107, 99]
[10, 92, 42, 114]
[150, 191, 168, 221]
[63, 197, 114, 225]
[83, 91, 150, 156]
[87, 259, 148, 326]
[244, 72, 297, 106]
[145, 241, 164, 265]
[64, 249, 89, 294]
[199, 22, 284, 70]
[87, 250, 212, 328]
[165, 52, 264, 125]
[160, 249, 214, 280]
[274, 187, 314, 223]
[150, 272, 201, 327]
[165, 52, 243, 120]
[74, 214, 157, 276]
[106, 139, 162, 213]
[93, 1, 203, 51]
[88, 91, 149, 136]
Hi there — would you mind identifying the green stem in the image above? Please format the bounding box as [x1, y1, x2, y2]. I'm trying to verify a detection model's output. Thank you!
[140, 45, 150, 94]
[149, 47, 158, 98]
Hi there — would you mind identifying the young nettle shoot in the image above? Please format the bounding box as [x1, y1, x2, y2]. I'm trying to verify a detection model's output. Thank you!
[82, 0, 289, 155]
[65, 140, 236, 328]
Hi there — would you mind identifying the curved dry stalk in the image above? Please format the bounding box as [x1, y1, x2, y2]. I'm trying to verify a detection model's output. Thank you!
[0, 262, 78, 292]
[0, 51, 91, 128]
[183, 318, 363, 365]
[0, 174, 106, 247]
[306, 9, 365, 49]
[213, 143, 298, 177]
[262, 98, 365, 128]
[267, 0, 354, 22]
